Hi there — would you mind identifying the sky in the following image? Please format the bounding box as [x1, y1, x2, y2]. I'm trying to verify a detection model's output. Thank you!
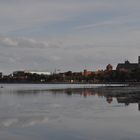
[0, 0, 140, 74]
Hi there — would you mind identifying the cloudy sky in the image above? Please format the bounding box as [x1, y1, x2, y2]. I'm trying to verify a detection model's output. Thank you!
[0, 0, 140, 73]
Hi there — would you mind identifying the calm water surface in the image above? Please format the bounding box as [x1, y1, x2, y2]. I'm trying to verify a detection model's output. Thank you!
[0, 84, 140, 140]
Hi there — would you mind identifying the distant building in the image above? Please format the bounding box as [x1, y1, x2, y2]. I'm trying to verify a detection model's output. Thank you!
[82, 69, 94, 76]
[0, 72, 2, 78]
[25, 70, 51, 75]
[13, 71, 27, 81]
[116, 56, 140, 72]
[13, 71, 26, 77]
[106, 64, 113, 71]
[13, 70, 51, 77]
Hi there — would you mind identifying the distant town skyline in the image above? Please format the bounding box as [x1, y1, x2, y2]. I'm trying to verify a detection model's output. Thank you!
[0, 0, 140, 74]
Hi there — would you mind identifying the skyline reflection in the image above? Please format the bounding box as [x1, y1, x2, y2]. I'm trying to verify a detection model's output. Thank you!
[46, 88, 140, 111]
[5, 86, 140, 111]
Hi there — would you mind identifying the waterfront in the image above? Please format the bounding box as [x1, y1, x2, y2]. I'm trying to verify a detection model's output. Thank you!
[0, 84, 140, 140]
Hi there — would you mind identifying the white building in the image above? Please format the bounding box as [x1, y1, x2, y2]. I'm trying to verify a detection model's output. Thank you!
[13, 70, 51, 76]
[25, 70, 51, 75]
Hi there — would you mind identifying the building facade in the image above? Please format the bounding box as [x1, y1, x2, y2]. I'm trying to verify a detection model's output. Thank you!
[116, 56, 140, 72]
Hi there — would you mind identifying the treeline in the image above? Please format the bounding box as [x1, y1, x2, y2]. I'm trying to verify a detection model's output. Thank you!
[0, 69, 140, 83]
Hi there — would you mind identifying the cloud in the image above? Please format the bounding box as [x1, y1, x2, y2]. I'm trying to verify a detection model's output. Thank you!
[0, 0, 140, 73]
[0, 0, 112, 34]
[75, 13, 140, 32]
[0, 0, 139, 35]
[2, 118, 18, 127]
[0, 36, 61, 49]
[1, 37, 18, 47]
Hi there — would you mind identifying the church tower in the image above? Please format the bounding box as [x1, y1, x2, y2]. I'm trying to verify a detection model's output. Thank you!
[138, 56, 140, 67]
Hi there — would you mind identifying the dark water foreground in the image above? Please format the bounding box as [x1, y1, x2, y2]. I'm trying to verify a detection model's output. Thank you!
[0, 84, 140, 140]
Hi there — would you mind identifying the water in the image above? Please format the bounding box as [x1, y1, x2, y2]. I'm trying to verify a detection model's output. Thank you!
[0, 84, 140, 140]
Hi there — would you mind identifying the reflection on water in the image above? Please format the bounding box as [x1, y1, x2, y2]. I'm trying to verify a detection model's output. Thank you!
[0, 84, 140, 140]
[48, 88, 140, 111]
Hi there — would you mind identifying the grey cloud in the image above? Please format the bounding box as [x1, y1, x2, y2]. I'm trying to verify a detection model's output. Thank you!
[0, 36, 61, 49]
[0, 1, 113, 33]
[0, 0, 139, 34]
[0, 0, 140, 73]
[0, 39, 139, 74]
